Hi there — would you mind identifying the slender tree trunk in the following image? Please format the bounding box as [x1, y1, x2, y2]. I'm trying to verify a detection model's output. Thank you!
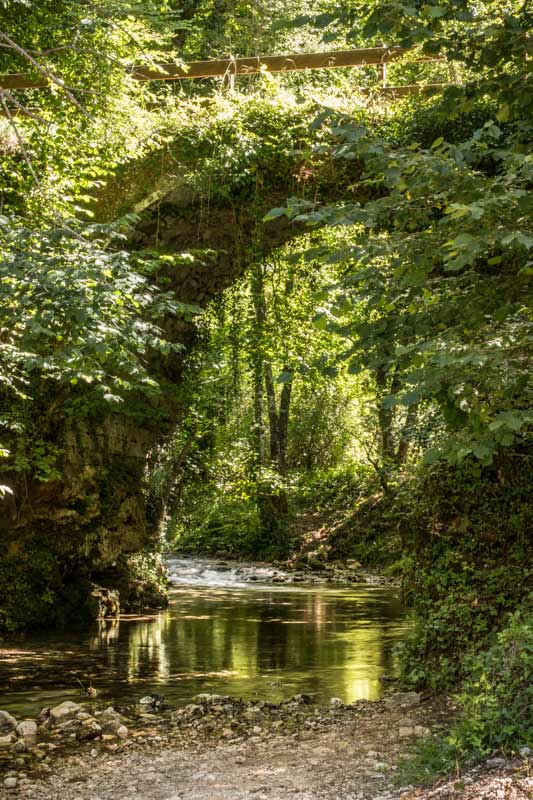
[252, 351, 265, 469]
[264, 360, 280, 465]
[155, 433, 195, 534]
[277, 370, 292, 475]
[376, 366, 397, 462]
[250, 265, 266, 470]
[229, 290, 242, 402]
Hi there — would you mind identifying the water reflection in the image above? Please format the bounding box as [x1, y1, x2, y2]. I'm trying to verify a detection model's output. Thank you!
[0, 580, 409, 716]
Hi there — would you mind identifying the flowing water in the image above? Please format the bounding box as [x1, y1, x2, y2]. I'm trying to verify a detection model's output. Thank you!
[0, 558, 410, 717]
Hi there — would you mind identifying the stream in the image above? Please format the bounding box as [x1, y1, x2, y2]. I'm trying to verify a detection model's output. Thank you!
[0, 558, 410, 717]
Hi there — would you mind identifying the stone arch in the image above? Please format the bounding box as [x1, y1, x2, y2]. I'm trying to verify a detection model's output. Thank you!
[0, 127, 336, 627]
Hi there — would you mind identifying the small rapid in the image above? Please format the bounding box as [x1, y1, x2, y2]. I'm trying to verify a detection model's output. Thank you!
[167, 557, 290, 588]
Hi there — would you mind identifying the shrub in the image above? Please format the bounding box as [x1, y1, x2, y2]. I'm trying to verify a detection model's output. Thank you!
[450, 609, 533, 757]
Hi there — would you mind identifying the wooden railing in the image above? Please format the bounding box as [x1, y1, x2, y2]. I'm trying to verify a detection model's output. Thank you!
[0, 45, 443, 91]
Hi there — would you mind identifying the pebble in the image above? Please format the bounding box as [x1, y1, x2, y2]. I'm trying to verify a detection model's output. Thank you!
[329, 697, 344, 707]
[4, 777, 17, 789]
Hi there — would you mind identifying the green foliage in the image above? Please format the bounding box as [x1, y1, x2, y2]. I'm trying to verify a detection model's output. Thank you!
[0, 217, 184, 404]
[396, 610, 533, 785]
[270, 0, 533, 469]
[0, 545, 61, 632]
[174, 494, 265, 558]
[0, 216, 200, 488]
[291, 464, 406, 569]
[398, 452, 533, 689]
[451, 609, 533, 756]
[111, 550, 169, 611]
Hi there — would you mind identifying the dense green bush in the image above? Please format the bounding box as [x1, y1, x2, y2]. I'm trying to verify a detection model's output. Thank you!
[396, 609, 533, 786]
[399, 451, 533, 689]
[451, 609, 533, 756]
[172, 495, 264, 558]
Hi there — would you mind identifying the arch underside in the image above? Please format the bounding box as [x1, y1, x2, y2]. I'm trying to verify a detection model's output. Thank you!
[0, 156, 322, 627]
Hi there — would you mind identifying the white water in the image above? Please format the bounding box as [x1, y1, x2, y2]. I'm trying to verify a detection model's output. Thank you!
[167, 557, 291, 588]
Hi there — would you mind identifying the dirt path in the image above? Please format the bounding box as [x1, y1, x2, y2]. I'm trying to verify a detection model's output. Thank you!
[1, 698, 531, 800]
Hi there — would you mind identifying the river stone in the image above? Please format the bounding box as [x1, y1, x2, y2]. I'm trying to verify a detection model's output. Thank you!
[194, 693, 226, 705]
[17, 720, 37, 738]
[0, 711, 17, 732]
[116, 725, 128, 739]
[329, 697, 343, 707]
[4, 777, 17, 789]
[101, 717, 127, 736]
[384, 692, 421, 710]
[184, 704, 204, 718]
[50, 701, 82, 721]
[399, 726, 415, 738]
[10, 739, 29, 753]
[76, 720, 102, 741]
[0, 733, 16, 747]
[284, 693, 313, 706]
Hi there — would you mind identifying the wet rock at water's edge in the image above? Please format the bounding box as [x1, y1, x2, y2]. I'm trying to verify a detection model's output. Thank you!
[0, 711, 17, 733]
[50, 701, 82, 721]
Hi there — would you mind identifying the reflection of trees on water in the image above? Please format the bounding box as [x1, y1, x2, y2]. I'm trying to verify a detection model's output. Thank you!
[117, 587, 407, 702]
[1, 586, 409, 712]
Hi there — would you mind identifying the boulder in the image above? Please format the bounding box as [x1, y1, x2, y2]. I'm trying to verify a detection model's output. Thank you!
[17, 720, 38, 738]
[37, 708, 51, 723]
[50, 701, 82, 722]
[0, 711, 17, 733]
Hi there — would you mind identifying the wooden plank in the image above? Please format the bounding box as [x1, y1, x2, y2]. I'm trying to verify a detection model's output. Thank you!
[0, 73, 48, 90]
[131, 47, 437, 82]
[0, 47, 440, 90]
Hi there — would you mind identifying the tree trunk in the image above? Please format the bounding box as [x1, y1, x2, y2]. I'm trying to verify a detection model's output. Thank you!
[250, 265, 267, 469]
[264, 360, 280, 465]
[277, 370, 292, 475]
[396, 404, 418, 464]
[376, 366, 397, 462]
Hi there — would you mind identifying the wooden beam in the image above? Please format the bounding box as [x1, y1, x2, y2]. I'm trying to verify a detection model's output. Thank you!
[131, 47, 436, 81]
[0, 46, 440, 90]
[0, 73, 48, 90]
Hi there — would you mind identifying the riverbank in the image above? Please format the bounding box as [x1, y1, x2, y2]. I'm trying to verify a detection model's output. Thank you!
[1, 692, 531, 800]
